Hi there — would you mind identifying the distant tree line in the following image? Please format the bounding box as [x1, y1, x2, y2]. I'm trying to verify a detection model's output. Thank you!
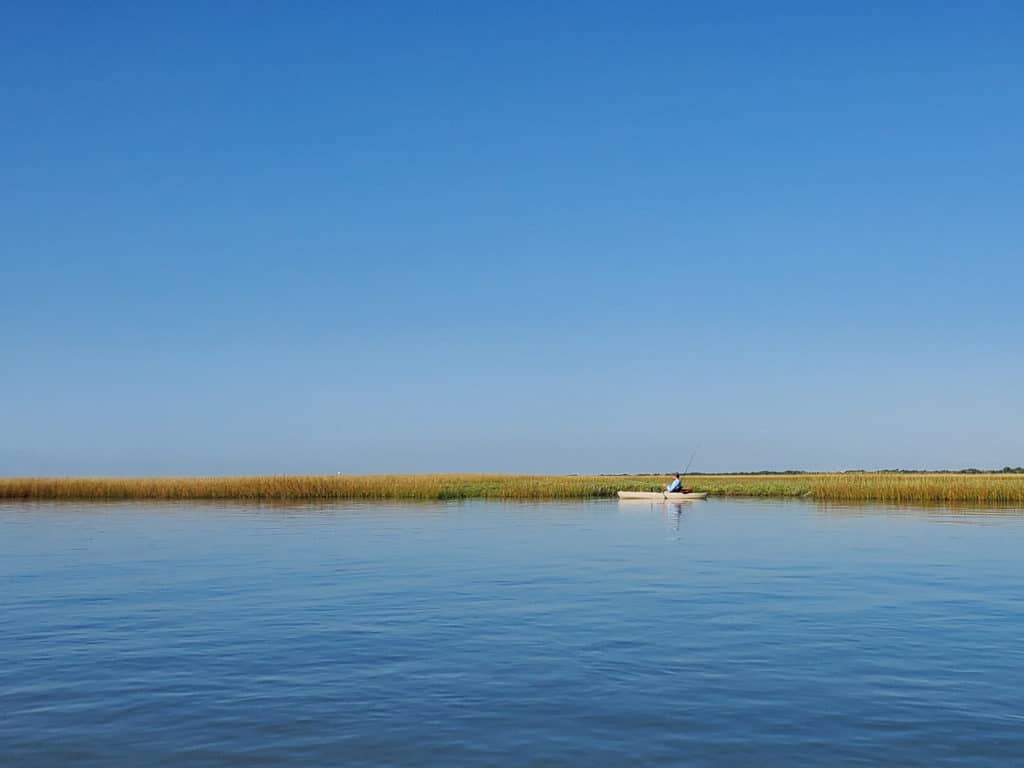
[859, 467, 1024, 474]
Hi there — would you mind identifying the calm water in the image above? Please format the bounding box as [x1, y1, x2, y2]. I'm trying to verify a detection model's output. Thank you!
[2, 498, 1023, 767]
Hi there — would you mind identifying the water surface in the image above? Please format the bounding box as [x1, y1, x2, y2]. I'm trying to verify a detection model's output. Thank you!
[2, 498, 1023, 766]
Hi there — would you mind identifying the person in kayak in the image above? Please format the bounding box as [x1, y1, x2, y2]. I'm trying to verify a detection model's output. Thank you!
[666, 473, 685, 493]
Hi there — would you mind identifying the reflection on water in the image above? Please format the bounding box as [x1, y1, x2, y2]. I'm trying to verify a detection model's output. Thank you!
[2, 497, 1024, 767]
[812, 499, 1024, 522]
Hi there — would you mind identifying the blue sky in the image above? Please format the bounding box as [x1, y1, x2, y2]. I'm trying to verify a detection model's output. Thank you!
[3, 2, 1022, 475]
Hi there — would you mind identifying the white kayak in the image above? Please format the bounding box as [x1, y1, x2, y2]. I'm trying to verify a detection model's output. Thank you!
[617, 491, 708, 500]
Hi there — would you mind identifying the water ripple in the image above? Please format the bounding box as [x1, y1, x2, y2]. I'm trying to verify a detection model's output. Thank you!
[2, 498, 1023, 766]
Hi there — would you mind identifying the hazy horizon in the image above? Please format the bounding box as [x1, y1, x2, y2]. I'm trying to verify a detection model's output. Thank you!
[4, 469, 1024, 479]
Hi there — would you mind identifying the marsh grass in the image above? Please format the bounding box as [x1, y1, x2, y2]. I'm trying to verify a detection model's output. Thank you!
[1, 473, 1023, 505]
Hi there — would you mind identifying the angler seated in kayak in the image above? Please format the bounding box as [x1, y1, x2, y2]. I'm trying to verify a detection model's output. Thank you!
[665, 473, 692, 494]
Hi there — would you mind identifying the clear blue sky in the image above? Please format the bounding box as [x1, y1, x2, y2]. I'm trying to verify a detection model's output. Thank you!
[3, 2, 1022, 475]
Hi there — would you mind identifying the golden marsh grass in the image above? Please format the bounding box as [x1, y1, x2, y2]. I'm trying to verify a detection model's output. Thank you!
[1, 473, 1023, 505]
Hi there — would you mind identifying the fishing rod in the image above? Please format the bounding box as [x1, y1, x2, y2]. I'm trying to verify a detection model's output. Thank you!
[682, 444, 700, 478]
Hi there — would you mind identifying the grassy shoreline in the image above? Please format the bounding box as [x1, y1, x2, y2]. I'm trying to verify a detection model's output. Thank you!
[2, 473, 1023, 505]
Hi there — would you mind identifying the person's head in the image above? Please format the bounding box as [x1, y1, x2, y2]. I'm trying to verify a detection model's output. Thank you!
[673, 472, 680, 479]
